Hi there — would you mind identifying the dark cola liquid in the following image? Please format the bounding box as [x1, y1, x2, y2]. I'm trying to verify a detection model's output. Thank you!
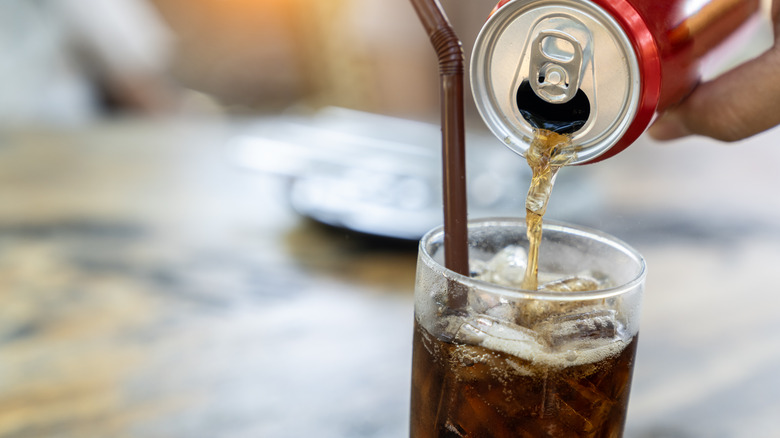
[516, 80, 590, 135]
[410, 321, 637, 438]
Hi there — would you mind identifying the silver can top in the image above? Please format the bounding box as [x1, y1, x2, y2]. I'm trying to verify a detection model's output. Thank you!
[471, 0, 641, 164]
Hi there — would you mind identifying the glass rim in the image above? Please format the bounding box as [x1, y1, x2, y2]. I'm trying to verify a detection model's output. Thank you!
[419, 217, 647, 301]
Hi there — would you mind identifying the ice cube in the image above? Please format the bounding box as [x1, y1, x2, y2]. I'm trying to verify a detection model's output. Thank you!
[484, 302, 518, 321]
[547, 377, 617, 433]
[468, 288, 507, 315]
[515, 300, 556, 326]
[469, 258, 488, 278]
[467, 295, 521, 328]
[454, 315, 544, 360]
[433, 313, 470, 343]
[453, 315, 496, 345]
[532, 309, 620, 351]
[515, 300, 585, 327]
[473, 245, 528, 287]
[540, 272, 611, 293]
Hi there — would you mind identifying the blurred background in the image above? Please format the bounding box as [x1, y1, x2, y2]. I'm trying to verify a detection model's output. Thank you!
[2, 0, 780, 437]
[1, 0, 493, 124]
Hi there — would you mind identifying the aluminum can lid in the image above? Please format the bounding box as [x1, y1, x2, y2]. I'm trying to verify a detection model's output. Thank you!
[471, 0, 642, 164]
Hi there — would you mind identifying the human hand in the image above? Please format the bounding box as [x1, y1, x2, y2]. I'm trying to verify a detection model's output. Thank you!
[648, 0, 780, 142]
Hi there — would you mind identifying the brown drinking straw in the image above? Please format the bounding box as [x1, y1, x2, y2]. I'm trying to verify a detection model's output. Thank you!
[409, 0, 470, 280]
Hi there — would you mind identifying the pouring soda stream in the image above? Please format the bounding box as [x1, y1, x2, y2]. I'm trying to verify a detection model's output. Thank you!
[409, 0, 761, 436]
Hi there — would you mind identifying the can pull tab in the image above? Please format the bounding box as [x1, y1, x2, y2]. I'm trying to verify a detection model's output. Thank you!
[529, 30, 584, 104]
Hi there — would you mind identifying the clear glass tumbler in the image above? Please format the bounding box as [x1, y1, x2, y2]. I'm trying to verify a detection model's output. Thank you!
[410, 217, 645, 437]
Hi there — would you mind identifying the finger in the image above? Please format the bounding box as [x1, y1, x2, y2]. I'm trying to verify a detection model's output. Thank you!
[649, 2, 780, 142]
[649, 45, 780, 142]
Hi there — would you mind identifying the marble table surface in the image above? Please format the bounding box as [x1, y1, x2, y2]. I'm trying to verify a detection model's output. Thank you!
[1, 117, 779, 438]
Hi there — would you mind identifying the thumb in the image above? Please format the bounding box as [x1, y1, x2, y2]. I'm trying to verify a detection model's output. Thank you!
[647, 110, 691, 141]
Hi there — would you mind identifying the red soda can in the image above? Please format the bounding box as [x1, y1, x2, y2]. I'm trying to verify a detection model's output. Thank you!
[471, 0, 761, 164]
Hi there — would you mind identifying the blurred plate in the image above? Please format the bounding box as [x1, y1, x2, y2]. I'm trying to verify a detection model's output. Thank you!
[228, 107, 601, 240]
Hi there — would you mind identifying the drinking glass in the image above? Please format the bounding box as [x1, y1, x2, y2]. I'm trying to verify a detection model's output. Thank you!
[410, 217, 646, 437]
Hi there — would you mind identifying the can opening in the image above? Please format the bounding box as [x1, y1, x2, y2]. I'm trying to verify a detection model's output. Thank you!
[516, 80, 590, 134]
